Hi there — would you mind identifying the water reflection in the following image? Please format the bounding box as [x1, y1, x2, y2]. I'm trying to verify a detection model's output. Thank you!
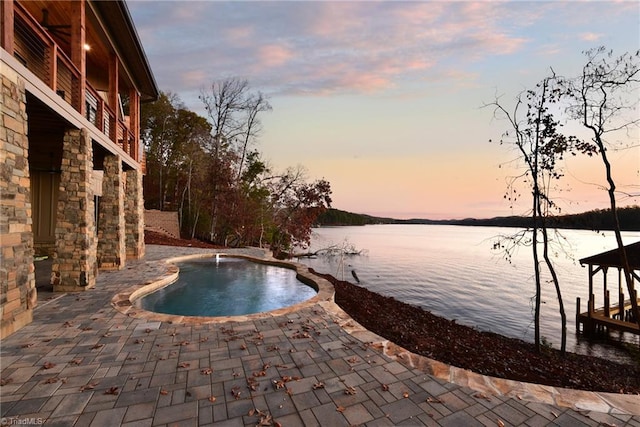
[299, 225, 640, 364]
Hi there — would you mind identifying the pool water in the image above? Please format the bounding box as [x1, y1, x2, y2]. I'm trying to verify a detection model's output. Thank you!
[138, 258, 317, 317]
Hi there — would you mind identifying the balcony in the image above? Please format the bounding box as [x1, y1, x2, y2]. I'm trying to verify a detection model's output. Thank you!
[11, 1, 139, 162]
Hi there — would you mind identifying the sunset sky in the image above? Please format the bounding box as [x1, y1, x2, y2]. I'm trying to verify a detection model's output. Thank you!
[128, 1, 639, 219]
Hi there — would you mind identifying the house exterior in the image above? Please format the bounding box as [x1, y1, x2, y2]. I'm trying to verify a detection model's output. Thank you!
[1, 0, 158, 338]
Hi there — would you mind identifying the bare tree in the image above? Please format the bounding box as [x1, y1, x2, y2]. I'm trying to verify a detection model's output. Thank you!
[565, 47, 640, 324]
[488, 73, 595, 353]
[199, 78, 251, 241]
[200, 78, 250, 151]
[236, 92, 272, 184]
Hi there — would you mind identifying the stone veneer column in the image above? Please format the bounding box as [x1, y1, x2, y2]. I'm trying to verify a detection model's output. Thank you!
[51, 128, 97, 291]
[125, 168, 145, 259]
[1, 65, 36, 339]
[97, 154, 125, 269]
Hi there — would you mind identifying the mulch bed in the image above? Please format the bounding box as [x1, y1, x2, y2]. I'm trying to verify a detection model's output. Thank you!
[315, 270, 640, 394]
[145, 232, 640, 394]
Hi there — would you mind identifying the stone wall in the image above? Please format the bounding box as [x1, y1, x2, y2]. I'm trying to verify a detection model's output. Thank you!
[51, 128, 98, 291]
[125, 169, 145, 258]
[1, 63, 36, 339]
[144, 209, 180, 239]
[97, 154, 125, 269]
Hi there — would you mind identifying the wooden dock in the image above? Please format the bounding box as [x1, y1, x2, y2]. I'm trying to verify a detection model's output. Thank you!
[576, 241, 640, 337]
[576, 295, 640, 335]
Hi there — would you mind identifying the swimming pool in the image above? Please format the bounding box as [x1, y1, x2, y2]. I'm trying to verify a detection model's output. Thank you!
[137, 257, 318, 317]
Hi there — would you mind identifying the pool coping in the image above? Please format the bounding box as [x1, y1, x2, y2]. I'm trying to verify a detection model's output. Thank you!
[110, 249, 640, 416]
[111, 252, 335, 325]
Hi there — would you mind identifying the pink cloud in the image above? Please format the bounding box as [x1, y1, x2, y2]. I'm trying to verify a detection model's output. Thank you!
[580, 32, 603, 42]
[225, 26, 255, 47]
[258, 44, 294, 68]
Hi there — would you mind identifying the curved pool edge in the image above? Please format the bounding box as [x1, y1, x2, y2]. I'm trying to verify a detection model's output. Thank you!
[110, 250, 335, 324]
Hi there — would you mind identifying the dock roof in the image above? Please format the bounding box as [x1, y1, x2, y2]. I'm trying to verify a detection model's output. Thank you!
[579, 241, 640, 269]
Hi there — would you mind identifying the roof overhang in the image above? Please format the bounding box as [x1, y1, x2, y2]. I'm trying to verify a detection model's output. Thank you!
[579, 241, 640, 269]
[90, 0, 158, 102]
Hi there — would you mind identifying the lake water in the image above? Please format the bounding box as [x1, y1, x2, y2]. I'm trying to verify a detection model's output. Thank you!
[297, 224, 640, 363]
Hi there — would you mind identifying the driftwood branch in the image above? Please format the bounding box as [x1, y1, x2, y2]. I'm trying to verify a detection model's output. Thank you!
[293, 242, 367, 258]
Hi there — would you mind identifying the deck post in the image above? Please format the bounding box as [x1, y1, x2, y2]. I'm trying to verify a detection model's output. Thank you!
[604, 290, 610, 318]
[603, 266, 608, 307]
[576, 297, 581, 332]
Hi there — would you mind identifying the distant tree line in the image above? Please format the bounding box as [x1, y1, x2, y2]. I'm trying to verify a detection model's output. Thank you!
[317, 206, 640, 231]
[314, 209, 392, 226]
[142, 79, 332, 253]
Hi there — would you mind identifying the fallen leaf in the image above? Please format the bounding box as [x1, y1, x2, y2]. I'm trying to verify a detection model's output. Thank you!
[551, 411, 559, 418]
[381, 384, 389, 391]
[134, 339, 145, 344]
[209, 396, 217, 403]
[313, 382, 325, 390]
[178, 362, 190, 368]
[1, 377, 14, 386]
[201, 368, 213, 375]
[403, 391, 410, 398]
[160, 390, 168, 395]
[258, 414, 273, 426]
[292, 332, 310, 339]
[497, 419, 505, 427]
[105, 387, 119, 395]
[145, 328, 152, 333]
[247, 378, 259, 391]
[92, 344, 104, 350]
[42, 362, 56, 369]
[80, 381, 99, 391]
[473, 392, 491, 401]
[70, 358, 83, 365]
[21, 343, 34, 348]
[347, 357, 358, 363]
[44, 377, 59, 384]
[344, 386, 357, 395]
[426, 397, 442, 404]
[231, 386, 242, 400]
[336, 406, 346, 413]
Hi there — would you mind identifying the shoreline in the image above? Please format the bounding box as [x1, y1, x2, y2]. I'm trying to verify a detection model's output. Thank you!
[313, 269, 640, 395]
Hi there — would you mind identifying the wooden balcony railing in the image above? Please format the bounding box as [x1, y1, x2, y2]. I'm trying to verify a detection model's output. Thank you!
[12, 2, 139, 163]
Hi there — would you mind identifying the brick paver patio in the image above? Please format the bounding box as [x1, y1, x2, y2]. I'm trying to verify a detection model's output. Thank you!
[1, 245, 638, 426]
